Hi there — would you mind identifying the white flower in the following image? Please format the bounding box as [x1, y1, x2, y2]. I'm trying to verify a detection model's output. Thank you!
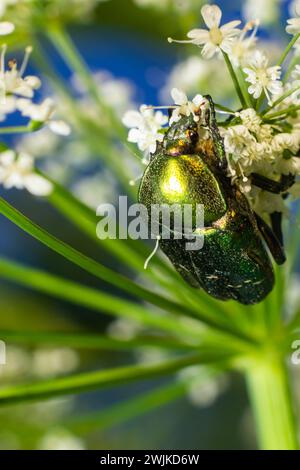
[122, 105, 168, 154]
[169, 88, 206, 124]
[229, 20, 259, 67]
[168, 4, 241, 58]
[0, 94, 16, 121]
[38, 428, 85, 451]
[243, 0, 280, 25]
[0, 45, 41, 99]
[286, 2, 300, 35]
[237, 108, 262, 133]
[0, 21, 14, 35]
[292, 64, 300, 80]
[17, 98, 71, 135]
[0, 150, 53, 196]
[243, 50, 282, 103]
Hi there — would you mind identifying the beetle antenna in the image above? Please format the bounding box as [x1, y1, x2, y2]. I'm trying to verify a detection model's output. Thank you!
[144, 105, 177, 110]
[144, 235, 161, 270]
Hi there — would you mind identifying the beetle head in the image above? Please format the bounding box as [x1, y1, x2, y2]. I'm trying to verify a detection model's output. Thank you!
[163, 115, 199, 156]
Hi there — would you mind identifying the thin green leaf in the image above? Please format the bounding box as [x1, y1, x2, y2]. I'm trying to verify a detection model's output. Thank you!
[0, 199, 260, 343]
[0, 197, 201, 321]
[0, 352, 234, 406]
[0, 330, 196, 352]
[0, 256, 204, 340]
[67, 381, 188, 435]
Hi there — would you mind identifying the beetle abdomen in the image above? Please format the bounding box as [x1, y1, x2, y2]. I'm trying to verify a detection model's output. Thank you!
[139, 153, 227, 226]
[160, 215, 274, 305]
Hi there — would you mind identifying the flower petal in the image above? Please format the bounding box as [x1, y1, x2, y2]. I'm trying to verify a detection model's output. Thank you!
[201, 41, 218, 59]
[49, 120, 71, 136]
[220, 20, 241, 32]
[201, 4, 222, 29]
[24, 174, 53, 196]
[187, 28, 210, 44]
[171, 87, 187, 105]
[0, 22, 15, 35]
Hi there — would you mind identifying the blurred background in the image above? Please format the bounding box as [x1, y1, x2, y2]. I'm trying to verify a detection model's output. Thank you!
[0, 0, 299, 450]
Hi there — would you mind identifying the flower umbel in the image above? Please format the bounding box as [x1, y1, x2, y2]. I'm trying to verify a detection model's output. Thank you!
[122, 105, 168, 154]
[17, 98, 71, 136]
[0, 45, 41, 101]
[169, 88, 206, 124]
[168, 4, 241, 58]
[243, 50, 283, 103]
[0, 150, 53, 196]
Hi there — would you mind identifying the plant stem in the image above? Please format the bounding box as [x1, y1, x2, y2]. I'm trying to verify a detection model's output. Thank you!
[246, 356, 298, 450]
[262, 84, 300, 115]
[278, 33, 300, 67]
[222, 51, 246, 108]
[263, 104, 300, 120]
[46, 24, 126, 141]
[0, 125, 31, 134]
[67, 381, 188, 434]
[0, 353, 225, 406]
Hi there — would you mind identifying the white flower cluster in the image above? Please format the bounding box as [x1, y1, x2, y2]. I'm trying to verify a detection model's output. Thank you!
[0, 40, 70, 196]
[123, 88, 206, 160]
[0, 150, 53, 196]
[124, 3, 300, 217]
[221, 109, 300, 214]
[0, 45, 70, 135]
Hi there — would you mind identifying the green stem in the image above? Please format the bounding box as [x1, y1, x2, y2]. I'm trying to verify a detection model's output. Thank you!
[0, 197, 203, 320]
[0, 125, 31, 134]
[237, 67, 253, 108]
[67, 381, 188, 435]
[277, 33, 300, 67]
[246, 357, 298, 450]
[222, 51, 246, 108]
[0, 329, 195, 352]
[0, 353, 224, 406]
[46, 24, 126, 140]
[263, 104, 300, 120]
[262, 84, 300, 115]
[0, 256, 205, 340]
[214, 103, 236, 114]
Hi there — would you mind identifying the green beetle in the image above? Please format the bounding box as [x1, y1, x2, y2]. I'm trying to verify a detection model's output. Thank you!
[138, 96, 294, 305]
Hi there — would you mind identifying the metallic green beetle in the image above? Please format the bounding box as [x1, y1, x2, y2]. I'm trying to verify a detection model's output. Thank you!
[138, 96, 295, 305]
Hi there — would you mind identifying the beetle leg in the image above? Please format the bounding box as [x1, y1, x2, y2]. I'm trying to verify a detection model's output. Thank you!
[251, 173, 295, 194]
[254, 211, 286, 265]
[270, 211, 283, 246]
[204, 94, 228, 171]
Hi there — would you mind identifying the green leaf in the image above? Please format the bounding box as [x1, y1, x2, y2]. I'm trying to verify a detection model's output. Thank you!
[67, 381, 188, 435]
[0, 256, 204, 340]
[0, 329, 196, 352]
[0, 197, 201, 321]
[0, 199, 259, 344]
[0, 352, 234, 406]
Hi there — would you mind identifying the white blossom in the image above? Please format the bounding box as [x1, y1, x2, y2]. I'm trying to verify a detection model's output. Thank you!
[243, 0, 281, 25]
[122, 105, 168, 154]
[0, 21, 14, 35]
[38, 428, 85, 451]
[0, 150, 53, 196]
[168, 4, 241, 59]
[0, 45, 41, 99]
[229, 20, 259, 67]
[169, 88, 206, 124]
[243, 50, 282, 103]
[17, 98, 71, 135]
[0, 94, 16, 120]
[287, 1, 300, 35]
